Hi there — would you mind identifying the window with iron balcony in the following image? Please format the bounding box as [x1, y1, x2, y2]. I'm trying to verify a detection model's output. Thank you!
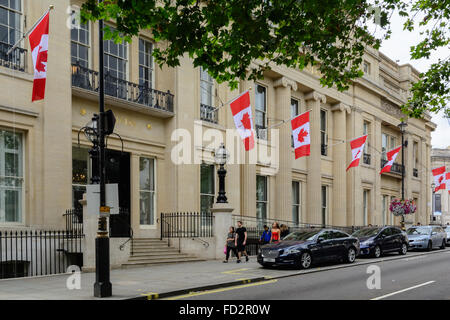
[0, 1, 26, 72]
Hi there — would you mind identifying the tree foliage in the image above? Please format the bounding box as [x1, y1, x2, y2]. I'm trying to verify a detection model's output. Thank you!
[81, 0, 398, 91]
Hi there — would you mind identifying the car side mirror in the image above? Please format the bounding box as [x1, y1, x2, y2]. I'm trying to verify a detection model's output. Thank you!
[317, 237, 323, 243]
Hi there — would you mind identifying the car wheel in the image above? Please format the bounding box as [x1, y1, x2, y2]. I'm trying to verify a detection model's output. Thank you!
[372, 245, 382, 258]
[345, 247, 357, 263]
[298, 252, 312, 269]
[399, 243, 408, 255]
[427, 241, 432, 251]
[440, 240, 446, 250]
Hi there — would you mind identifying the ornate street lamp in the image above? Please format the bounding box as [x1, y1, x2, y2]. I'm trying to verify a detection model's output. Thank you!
[397, 121, 408, 230]
[431, 182, 436, 223]
[214, 143, 229, 203]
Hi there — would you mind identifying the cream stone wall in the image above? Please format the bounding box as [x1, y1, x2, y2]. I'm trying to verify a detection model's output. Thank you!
[0, 1, 435, 236]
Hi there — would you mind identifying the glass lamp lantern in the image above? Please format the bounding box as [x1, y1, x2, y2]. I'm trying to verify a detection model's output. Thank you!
[214, 143, 229, 203]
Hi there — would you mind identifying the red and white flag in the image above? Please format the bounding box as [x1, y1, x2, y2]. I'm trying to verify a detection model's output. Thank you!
[29, 11, 50, 101]
[291, 111, 310, 159]
[380, 146, 402, 174]
[432, 166, 446, 192]
[346, 135, 368, 171]
[230, 90, 254, 151]
[447, 172, 450, 194]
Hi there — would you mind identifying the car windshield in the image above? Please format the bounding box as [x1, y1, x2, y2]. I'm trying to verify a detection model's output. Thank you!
[407, 227, 431, 235]
[352, 228, 381, 238]
[283, 230, 321, 241]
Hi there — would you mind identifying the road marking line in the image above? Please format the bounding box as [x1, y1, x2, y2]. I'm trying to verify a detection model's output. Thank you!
[222, 268, 249, 275]
[371, 281, 435, 300]
[163, 279, 278, 300]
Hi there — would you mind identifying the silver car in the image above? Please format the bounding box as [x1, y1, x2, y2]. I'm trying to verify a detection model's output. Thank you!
[406, 226, 447, 251]
[445, 226, 450, 245]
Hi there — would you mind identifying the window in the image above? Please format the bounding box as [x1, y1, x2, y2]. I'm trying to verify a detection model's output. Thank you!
[332, 231, 348, 239]
[413, 141, 419, 177]
[72, 146, 90, 211]
[291, 99, 299, 147]
[381, 133, 397, 160]
[363, 121, 371, 164]
[0, 129, 23, 223]
[380, 228, 392, 237]
[390, 196, 395, 225]
[200, 164, 214, 213]
[363, 61, 370, 74]
[140, 157, 155, 225]
[320, 109, 327, 156]
[200, 67, 214, 107]
[435, 194, 441, 213]
[103, 27, 128, 80]
[292, 181, 300, 224]
[0, 0, 22, 46]
[382, 195, 388, 226]
[256, 175, 268, 220]
[321, 186, 327, 226]
[139, 39, 153, 89]
[363, 190, 369, 225]
[70, 11, 90, 67]
[255, 84, 267, 140]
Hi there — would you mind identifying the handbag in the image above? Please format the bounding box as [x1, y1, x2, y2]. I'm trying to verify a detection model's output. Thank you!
[224, 245, 227, 254]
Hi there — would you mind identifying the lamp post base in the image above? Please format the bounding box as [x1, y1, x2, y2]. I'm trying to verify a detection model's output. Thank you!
[93, 236, 112, 298]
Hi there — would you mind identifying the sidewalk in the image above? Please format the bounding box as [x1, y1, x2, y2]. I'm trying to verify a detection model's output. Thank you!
[0, 250, 447, 300]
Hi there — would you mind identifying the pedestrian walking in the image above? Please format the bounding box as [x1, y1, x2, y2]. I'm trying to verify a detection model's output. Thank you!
[280, 224, 290, 239]
[235, 221, 249, 263]
[270, 222, 281, 243]
[223, 226, 238, 263]
[259, 225, 271, 245]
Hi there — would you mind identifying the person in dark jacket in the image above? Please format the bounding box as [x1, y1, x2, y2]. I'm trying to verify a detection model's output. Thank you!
[280, 224, 290, 239]
[259, 225, 271, 244]
[224, 226, 238, 263]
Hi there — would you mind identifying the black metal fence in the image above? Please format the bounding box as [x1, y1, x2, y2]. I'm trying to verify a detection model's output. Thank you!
[63, 209, 83, 234]
[200, 103, 218, 123]
[0, 230, 84, 279]
[71, 63, 174, 113]
[0, 41, 27, 72]
[160, 212, 214, 239]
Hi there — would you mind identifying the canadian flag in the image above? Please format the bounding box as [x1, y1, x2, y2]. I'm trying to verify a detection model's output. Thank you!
[380, 146, 402, 174]
[29, 12, 50, 101]
[230, 90, 254, 151]
[346, 135, 368, 171]
[432, 166, 446, 192]
[291, 111, 310, 159]
[447, 172, 450, 194]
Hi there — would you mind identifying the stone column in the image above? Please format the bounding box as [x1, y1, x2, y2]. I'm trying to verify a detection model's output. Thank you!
[211, 203, 234, 259]
[305, 91, 326, 224]
[374, 117, 383, 225]
[81, 193, 96, 272]
[331, 103, 350, 226]
[274, 77, 298, 221]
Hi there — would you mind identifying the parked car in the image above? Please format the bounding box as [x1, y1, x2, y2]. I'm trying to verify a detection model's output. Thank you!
[407, 226, 447, 250]
[445, 226, 450, 245]
[257, 229, 360, 269]
[352, 226, 408, 258]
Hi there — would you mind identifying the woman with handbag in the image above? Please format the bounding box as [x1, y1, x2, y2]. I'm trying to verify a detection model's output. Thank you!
[223, 226, 238, 263]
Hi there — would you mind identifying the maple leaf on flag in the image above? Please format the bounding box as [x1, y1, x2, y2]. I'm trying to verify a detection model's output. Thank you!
[356, 149, 361, 158]
[241, 112, 252, 130]
[439, 176, 444, 184]
[35, 46, 48, 73]
[297, 128, 308, 143]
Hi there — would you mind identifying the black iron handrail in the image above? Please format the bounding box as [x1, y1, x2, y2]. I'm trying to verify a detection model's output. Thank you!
[0, 41, 27, 72]
[381, 159, 404, 174]
[71, 62, 174, 113]
[160, 212, 214, 239]
[413, 168, 418, 177]
[363, 153, 371, 165]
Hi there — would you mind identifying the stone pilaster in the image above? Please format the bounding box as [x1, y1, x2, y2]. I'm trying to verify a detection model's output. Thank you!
[374, 117, 383, 225]
[211, 203, 234, 260]
[305, 91, 326, 224]
[274, 77, 297, 221]
[331, 103, 350, 226]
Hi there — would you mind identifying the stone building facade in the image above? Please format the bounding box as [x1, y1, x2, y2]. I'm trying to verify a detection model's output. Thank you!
[431, 148, 450, 225]
[0, 0, 436, 236]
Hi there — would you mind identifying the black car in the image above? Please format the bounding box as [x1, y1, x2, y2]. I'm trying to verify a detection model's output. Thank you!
[352, 226, 408, 258]
[257, 229, 360, 269]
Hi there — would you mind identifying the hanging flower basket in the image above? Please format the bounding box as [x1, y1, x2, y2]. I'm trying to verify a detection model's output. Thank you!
[389, 198, 417, 217]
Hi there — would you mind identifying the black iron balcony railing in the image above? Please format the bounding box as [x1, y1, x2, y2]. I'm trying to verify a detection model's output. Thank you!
[255, 125, 267, 140]
[0, 41, 27, 72]
[321, 144, 327, 156]
[71, 63, 174, 113]
[381, 159, 404, 175]
[363, 153, 371, 165]
[200, 103, 218, 124]
[413, 168, 418, 178]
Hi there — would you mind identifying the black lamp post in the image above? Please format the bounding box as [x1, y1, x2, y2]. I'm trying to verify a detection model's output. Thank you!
[431, 182, 436, 224]
[214, 143, 229, 203]
[398, 121, 408, 230]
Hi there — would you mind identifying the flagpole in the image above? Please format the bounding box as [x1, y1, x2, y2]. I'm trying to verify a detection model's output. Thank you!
[212, 87, 252, 111]
[267, 109, 313, 129]
[6, 5, 54, 55]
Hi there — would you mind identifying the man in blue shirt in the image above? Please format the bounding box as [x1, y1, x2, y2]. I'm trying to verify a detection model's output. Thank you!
[260, 225, 271, 244]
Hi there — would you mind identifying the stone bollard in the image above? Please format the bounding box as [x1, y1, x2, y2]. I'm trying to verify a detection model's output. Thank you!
[211, 203, 234, 260]
[80, 193, 97, 271]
